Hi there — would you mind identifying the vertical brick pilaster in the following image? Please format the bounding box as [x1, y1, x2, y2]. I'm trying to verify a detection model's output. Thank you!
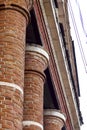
[44, 109, 66, 130]
[0, 1, 33, 130]
[23, 45, 49, 130]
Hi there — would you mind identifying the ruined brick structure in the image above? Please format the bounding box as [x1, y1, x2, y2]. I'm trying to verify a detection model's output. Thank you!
[0, 0, 82, 130]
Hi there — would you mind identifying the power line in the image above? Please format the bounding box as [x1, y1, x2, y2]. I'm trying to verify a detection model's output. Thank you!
[75, 0, 87, 37]
[68, 0, 87, 72]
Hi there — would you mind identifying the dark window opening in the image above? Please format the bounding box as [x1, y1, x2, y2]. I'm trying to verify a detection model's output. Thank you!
[26, 9, 42, 45]
[44, 68, 60, 109]
[62, 126, 66, 130]
[72, 41, 80, 96]
[59, 22, 66, 50]
[59, 23, 65, 36]
[66, 49, 83, 124]
[53, 0, 58, 8]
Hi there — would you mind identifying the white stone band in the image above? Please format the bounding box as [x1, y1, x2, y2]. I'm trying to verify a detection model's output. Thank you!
[26, 45, 49, 61]
[44, 110, 66, 122]
[23, 121, 43, 130]
[0, 81, 23, 95]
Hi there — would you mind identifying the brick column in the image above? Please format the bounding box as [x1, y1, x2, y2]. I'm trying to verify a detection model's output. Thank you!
[44, 109, 66, 130]
[0, 1, 32, 130]
[23, 45, 49, 130]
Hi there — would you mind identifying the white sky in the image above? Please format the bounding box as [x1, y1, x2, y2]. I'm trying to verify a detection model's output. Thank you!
[68, 0, 87, 129]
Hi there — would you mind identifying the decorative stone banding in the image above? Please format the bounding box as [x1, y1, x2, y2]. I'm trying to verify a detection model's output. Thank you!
[44, 109, 66, 130]
[0, 81, 23, 95]
[26, 45, 49, 62]
[44, 109, 66, 122]
[23, 121, 43, 130]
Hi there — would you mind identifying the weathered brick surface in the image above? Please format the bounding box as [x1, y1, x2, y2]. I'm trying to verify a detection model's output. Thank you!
[0, 86, 23, 130]
[0, 0, 33, 19]
[0, 9, 26, 87]
[24, 71, 44, 123]
[44, 115, 64, 130]
[25, 48, 48, 74]
[23, 45, 49, 130]
[0, 1, 30, 129]
[23, 125, 42, 130]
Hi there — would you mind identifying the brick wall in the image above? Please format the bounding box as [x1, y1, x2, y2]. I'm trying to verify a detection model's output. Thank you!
[0, 1, 67, 130]
[0, 1, 31, 129]
[23, 45, 49, 130]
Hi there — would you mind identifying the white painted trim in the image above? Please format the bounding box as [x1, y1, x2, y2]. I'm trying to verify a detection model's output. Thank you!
[23, 120, 43, 130]
[26, 45, 49, 61]
[0, 81, 23, 95]
[44, 110, 66, 122]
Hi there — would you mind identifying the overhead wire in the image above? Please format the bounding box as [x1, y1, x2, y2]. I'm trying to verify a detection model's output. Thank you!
[68, 0, 87, 72]
[75, 0, 87, 37]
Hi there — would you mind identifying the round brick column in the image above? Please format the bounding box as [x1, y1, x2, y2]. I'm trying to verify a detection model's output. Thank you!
[0, 1, 32, 130]
[23, 45, 49, 130]
[44, 109, 66, 130]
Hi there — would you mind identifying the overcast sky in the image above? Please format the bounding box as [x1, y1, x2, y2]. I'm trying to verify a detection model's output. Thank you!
[68, 0, 87, 129]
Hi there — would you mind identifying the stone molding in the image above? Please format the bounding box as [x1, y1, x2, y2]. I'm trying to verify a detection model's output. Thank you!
[23, 120, 43, 130]
[0, 81, 23, 95]
[44, 109, 66, 122]
[26, 44, 49, 64]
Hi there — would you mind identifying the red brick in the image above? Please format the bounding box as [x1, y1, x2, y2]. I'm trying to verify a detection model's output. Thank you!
[0, 1, 31, 129]
[44, 110, 66, 130]
[23, 45, 49, 130]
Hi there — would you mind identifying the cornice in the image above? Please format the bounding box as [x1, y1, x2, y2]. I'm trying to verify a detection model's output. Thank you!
[33, 1, 80, 130]
[33, 1, 73, 129]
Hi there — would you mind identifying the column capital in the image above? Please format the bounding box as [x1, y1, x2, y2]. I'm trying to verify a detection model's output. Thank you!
[25, 44, 49, 73]
[44, 109, 66, 130]
[0, 0, 33, 23]
[44, 109, 66, 122]
[26, 44, 49, 62]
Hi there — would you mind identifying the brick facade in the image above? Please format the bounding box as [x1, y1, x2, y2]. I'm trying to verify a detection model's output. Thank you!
[0, 0, 82, 130]
[0, 1, 31, 129]
[23, 45, 49, 130]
